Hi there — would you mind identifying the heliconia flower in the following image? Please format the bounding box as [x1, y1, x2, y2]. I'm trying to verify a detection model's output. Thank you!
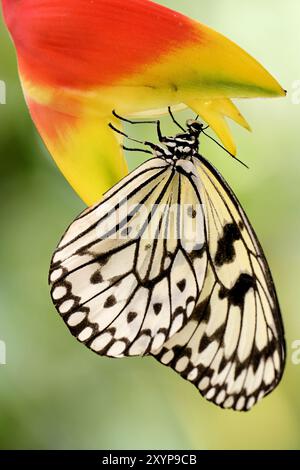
[1, 0, 285, 205]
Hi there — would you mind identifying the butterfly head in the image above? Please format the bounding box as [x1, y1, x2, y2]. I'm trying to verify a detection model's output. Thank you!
[186, 119, 204, 137]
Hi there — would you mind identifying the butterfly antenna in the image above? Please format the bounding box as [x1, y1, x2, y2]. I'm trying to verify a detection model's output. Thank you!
[201, 129, 249, 169]
[168, 106, 186, 132]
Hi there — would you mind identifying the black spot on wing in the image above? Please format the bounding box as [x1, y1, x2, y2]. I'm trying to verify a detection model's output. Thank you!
[234, 361, 245, 379]
[104, 295, 117, 308]
[127, 311, 138, 323]
[173, 306, 185, 318]
[177, 279, 186, 292]
[190, 295, 211, 322]
[153, 303, 162, 315]
[189, 243, 206, 261]
[199, 334, 210, 353]
[219, 273, 255, 307]
[187, 206, 197, 219]
[219, 356, 229, 374]
[90, 271, 103, 284]
[215, 223, 241, 267]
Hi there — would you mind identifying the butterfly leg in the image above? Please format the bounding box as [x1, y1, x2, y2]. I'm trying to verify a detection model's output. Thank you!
[112, 110, 164, 143]
[108, 121, 161, 156]
[167, 106, 186, 132]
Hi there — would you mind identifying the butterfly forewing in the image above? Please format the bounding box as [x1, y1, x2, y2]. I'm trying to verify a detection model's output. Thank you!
[50, 158, 207, 357]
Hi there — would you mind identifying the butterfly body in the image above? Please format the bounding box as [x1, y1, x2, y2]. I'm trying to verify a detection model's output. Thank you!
[49, 116, 285, 411]
[141, 120, 202, 165]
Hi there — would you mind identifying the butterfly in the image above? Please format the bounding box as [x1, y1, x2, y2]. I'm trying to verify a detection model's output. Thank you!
[49, 108, 285, 411]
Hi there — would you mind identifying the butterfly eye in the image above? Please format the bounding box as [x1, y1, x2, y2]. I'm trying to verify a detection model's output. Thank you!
[186, 120, 203, 133]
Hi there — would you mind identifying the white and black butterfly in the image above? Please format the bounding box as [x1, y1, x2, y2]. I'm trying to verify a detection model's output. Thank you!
[49, 109, 285, 411]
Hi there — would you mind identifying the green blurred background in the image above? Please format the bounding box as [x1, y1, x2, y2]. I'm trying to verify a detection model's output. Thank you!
[0, 0, 299, 450]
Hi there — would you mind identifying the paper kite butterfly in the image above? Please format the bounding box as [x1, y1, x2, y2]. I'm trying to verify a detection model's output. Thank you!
[49, 108, 285, 412]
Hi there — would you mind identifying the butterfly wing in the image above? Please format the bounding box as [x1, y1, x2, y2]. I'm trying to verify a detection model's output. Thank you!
[49, 158, 208, 357]
[153, 156, 285, 411]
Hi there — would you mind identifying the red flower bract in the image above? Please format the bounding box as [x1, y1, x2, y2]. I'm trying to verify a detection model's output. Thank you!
[2, 0, 199, 88]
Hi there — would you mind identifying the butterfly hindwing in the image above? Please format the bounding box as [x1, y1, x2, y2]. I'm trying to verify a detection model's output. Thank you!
[153, 156, 285, 411]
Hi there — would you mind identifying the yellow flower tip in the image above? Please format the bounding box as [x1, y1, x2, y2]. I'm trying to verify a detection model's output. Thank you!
[187, 98, 253, 156]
